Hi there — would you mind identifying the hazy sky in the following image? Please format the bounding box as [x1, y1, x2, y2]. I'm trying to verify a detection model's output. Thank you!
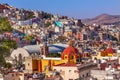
[0, 0, 120, 19]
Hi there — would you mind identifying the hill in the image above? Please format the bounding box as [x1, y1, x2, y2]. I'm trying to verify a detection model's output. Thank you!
[82, 14, 120, 25]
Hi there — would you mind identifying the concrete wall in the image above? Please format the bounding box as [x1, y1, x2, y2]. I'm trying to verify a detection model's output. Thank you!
[53, 66, 79, 80]
[91, 70, 117, 80]
[25, 57, 33, 73]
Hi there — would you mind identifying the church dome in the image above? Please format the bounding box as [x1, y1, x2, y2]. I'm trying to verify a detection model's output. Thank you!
[101, 48, 116, 56]
[105, 48, 115, 53]
[62, 46, 78, 55]
[61, 46, 79, 59]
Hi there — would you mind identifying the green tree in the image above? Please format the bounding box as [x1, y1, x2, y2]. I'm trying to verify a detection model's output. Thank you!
[0, 39, 17, 68]
[57, 36, 67, 42]
[0, 17, 13, 33]
[41, 11, 53, 19]
[0, 39, 17, 57]
[0, 46, 9, 56]
[44, 22, 51, 27]
[0, 46, 9, 67]
[4, 62, 12, 68]
[46, 53, 61, 57]
[24, 35, 34, 42]
[0, 54, 6, 67]
[1, 39, 17, 49]
[26, 11, 35, 20]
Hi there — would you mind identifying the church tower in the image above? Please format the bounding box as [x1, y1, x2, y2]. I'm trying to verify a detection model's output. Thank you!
[43, 42, 49, 56]
[40, 31, 49, 56]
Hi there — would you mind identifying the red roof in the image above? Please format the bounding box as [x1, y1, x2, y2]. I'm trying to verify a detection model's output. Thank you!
[101, 48, 115, 56]
[54, 63, 77, 67]
[0, 4, 9, 9]
[112, 65, 117, 68]
[105, 48, 115, 53]
[100, 63, 107, 70]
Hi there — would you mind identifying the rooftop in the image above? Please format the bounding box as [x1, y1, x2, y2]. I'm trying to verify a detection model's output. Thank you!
[23, 43, 68, 54]
[0, 4, 9, 9]
[54, 63, 77, 67]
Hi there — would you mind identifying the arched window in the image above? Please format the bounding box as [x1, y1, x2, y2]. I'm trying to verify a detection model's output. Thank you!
[64, 55, 68, 59]
[70, 55, 74, 59]
[18, 53, 22, 61]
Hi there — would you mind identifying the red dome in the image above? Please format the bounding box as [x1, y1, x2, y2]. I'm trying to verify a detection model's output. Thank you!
[101, 48, 115, 56]
[62, 46, 78, 55]
[105, 48, 115, 53]
[61, 46, 78, 59]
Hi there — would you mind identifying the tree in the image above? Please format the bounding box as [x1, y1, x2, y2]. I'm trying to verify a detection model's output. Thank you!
[0, 17, 13, 33]
[0, 54, 6, 67]
[46, 53, 61, 57]
[0, 46, 9, 56]
[57, 36, 67, 42]
[0, 39, 17, 57]
[44, 22, 51, 27]
[0, 45, 10, 67]
[1, 39, 17, 49]
[0, 39, 17, 69]
[26, 11, 35, 20]
[24, 35, 34, 42]
[41, 11, 53, 19]
[4, 62, 12, 69]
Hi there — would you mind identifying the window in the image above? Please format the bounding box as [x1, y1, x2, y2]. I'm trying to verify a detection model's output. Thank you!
[60, 69, 62, 72]
[64, 55, 68, 59]
[114, 63, 116, 65]
[16, 73, 18, 76]
[18, 53, 22, 60]
[86, 73, 89, 77]
[23, 57, 25, 61]
[82, 75, 84, 77]
[108, 64, 111, 66]
[74, 70, 78, 73]
[12, 74, 14, 77]
[28, 63, 30, 66]
[70, 55, 74, 59]
[69, 70, 71, 72]
[53, 69, 56, 71]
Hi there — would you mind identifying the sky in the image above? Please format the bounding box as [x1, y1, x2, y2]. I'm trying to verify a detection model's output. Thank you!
[0, 0, 120, 19]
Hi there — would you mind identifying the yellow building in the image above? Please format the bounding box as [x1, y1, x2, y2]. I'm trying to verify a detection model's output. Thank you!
[92, 47, 116, 60]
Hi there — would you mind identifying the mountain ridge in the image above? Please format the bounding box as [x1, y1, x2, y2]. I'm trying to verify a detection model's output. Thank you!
[82, 14, 120, 25]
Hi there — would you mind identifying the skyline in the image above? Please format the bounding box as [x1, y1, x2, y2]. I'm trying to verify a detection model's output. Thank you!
[0, 0, 120, 19]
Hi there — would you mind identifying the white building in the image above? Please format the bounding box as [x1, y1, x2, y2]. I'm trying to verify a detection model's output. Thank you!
[11, 43, 68, 60]
[53, 62, 97, 80]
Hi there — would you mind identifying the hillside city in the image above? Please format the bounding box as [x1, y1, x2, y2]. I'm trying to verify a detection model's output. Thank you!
[0, 4, 120, 80]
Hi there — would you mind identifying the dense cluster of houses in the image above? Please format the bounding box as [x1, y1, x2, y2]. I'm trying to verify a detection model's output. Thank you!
[0, 4, 120, 80]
